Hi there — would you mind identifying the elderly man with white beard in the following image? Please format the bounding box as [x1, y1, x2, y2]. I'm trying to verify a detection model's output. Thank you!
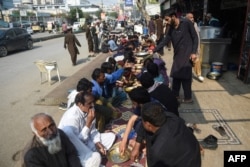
[23, 113, 82, 167]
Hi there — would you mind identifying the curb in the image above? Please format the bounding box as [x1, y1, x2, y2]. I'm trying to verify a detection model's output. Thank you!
[33, 30, 85, 43]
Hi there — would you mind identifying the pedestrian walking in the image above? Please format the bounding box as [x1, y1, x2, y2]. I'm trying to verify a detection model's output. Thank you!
[91, 22, 100, 54]
[86, 22, 94, 57]
[64, 27, 81, 66]
[62, 22, 68, 34]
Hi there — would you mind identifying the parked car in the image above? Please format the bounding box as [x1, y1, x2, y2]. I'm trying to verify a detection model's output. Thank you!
[0, 27, 33, 57]
[22, 23, 33, 34]
[26, 27, 34, 35]
[73, 22, 81, 32]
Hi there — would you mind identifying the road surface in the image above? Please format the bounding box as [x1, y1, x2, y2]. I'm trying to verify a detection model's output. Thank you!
[0, 32, 91, 167]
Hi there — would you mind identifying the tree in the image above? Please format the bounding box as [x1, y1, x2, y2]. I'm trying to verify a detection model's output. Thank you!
[69, 8, 83, 23]
[12, 10, 20, 17]
[107, 12, 118, 19]
[27, 11, 35, 17]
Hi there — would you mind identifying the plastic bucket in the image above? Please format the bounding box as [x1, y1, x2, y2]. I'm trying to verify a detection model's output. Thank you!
[211, 62, 223, 74]
[201, 63, 211, 76]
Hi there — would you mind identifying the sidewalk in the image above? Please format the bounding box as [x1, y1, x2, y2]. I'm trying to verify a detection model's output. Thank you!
[42, 46, 250, 166]
[161, 48, 250, 167]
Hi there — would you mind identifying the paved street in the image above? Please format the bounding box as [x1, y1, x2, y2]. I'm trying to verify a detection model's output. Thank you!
[162, 49, 250, 167]
[0, 32, 94, 167]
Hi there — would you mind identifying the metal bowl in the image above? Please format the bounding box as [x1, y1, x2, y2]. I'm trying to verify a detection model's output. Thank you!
[107, 143, 131, 164]
[136, 52, 149, 57]
[134, 64, 143, 69]
[207, 72, 221, 80]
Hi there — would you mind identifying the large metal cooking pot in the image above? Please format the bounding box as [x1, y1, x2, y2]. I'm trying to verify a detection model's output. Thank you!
[199, 26, 222, 39]
[135, 52, 149, 57]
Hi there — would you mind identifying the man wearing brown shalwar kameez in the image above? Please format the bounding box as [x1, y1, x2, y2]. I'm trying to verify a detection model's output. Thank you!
[86, 22, 94, 57]
[64, 28, 81, 66]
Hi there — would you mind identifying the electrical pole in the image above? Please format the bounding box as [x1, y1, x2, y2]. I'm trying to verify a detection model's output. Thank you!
[75, 0, 79, 21]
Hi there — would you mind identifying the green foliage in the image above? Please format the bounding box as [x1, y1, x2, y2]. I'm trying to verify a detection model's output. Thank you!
[69, 8, 83, 23]
[27, 11, 35, 17]
[148, 0, 158, 4]
[95, 10, 102, 19]
[12, 10, 20, 17]
[108, 12, 118, 19]
[83, 13, 91, 20]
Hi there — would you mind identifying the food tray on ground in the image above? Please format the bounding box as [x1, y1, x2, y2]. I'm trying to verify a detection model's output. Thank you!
[125, 86, 136, 93]
[107, 142, 131, 164]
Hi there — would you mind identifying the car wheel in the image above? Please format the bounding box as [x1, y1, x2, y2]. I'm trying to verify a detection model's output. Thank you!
[0, 46, 8, 57]
[26, 40, 33, 50]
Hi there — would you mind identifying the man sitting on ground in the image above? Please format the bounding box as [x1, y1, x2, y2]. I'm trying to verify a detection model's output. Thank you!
[130, 102, 201, 167]
[58, 91, 116, 167]
[108, 35, 118, 53]
[23, 113, 81, 167]
[91, 68, 122, 121]
[139, 72, 179, 116]
[67, 78, 93, 109]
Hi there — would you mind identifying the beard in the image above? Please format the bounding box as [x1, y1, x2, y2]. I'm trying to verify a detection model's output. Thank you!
[170, 19, 175, 26]
[38, 132, 62, 154]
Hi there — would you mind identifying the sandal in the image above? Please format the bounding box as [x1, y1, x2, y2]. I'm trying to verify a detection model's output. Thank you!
[181, 99, 194, 104]
[186, 123, 201, 134]
[212, 125, 227, 137]
[199, 134, 218, 150]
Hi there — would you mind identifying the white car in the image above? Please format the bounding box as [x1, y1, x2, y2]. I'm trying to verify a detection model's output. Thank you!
[26, 27, 34, 34]
[21, 23, 33, 35]
[72, 22, 81, 32]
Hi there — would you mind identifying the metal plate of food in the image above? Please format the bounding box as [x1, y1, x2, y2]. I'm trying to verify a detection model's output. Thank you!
[125, 86, 135, 93]
[107, 143, 131, 164]
[136, 52, 149, 57]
